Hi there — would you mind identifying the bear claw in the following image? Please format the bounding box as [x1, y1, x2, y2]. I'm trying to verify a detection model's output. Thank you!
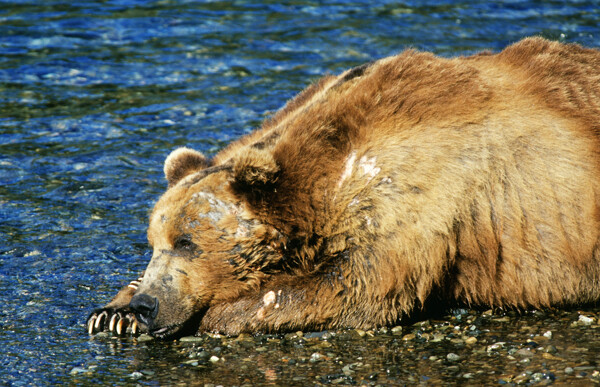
[87, 309, 138, 337]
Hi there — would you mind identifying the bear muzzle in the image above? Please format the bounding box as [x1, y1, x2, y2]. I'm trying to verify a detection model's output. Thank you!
[129, 293, 159, 328]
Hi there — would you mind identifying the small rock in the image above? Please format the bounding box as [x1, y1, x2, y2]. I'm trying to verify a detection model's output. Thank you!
[543, 330, 553, 339]
[465, 337, 478, 345]
[450, 338, 465, 346]
[137, 334, 154, 342]
[402, 333, 416, 341]
[354, 329, 366, 337]
[487, 342, 505, 352]
[542, 353, 562, 361]
[513, 373, 529, 384]
[180, 336, 203, 343]
[236, 333, 252, 341]
[578, 315, 595, 325]
[69, 367, 87, 375]
[129, 371, 143, 379]
[391, 326, 403, 335]
[310, 352, 323, 362]
[515, 348, 534, 357]
[447, 353, 460, 362]
[565, 367, 574, 375]
[209, 356, 220, 363]
[342, 365, 354, 376]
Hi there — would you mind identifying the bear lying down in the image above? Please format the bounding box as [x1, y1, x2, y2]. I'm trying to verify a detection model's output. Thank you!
[88, 37, 600, 339]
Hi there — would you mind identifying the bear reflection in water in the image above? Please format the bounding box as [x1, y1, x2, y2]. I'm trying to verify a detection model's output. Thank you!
[88, 37, 600, 339]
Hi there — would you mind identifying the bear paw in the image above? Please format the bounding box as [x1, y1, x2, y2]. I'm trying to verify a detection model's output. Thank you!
[87, 308, 138, 336]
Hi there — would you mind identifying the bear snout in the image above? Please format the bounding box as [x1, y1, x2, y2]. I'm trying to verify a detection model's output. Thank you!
[129, 293, 159, 327]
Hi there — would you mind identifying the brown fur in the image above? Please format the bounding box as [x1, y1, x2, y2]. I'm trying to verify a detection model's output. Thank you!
[88, 37, 600, 338]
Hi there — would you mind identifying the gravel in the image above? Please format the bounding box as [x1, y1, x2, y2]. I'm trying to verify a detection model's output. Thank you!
[103, 307, 600, 385]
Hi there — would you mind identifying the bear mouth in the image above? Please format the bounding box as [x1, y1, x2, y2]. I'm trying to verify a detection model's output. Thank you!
[149, 324, 183, 340]
[148, 309, 207, 340]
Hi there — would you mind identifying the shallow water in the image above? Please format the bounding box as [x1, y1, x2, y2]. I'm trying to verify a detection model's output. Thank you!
[1, 1, 600, 385]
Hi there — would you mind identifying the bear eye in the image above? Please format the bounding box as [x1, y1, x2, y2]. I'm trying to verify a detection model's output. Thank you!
[173, 236, 196, 251]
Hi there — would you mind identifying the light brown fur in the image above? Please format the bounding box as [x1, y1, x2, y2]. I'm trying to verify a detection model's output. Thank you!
[89, 37, 600, 338]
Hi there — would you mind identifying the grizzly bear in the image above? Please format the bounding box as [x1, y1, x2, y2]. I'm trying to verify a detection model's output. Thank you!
[88, 37, 600, 339]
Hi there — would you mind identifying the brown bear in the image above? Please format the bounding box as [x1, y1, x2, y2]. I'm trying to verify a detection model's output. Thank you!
[88, 37, 600, 339]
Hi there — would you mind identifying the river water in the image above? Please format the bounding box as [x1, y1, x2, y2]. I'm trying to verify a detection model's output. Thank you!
[1, 1, 599, 385]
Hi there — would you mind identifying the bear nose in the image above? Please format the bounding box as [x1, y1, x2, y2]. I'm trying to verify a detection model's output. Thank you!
[129, 294, 159, 325]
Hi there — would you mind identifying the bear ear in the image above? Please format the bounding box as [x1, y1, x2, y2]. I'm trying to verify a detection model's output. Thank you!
[232, 147, 280, 187]
[164, 147, 211, 187]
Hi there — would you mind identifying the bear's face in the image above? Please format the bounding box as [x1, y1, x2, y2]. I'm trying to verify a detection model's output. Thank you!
[131, 148, 285, 338]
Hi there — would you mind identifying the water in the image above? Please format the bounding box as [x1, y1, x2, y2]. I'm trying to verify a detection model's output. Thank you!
[1, 1, 599, 385]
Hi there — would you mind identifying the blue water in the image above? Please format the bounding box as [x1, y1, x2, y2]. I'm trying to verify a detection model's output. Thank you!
[1, 1, 599, 385]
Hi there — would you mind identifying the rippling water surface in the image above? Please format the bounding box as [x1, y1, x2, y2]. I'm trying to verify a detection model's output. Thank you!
[1, 1, 600, 385]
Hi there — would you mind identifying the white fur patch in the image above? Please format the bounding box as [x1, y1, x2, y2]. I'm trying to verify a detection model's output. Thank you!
[337, 152, 381, 189]
[263, 291, 276, 306]
[358, 155, 380, 179]
[337, 152, 356, 188]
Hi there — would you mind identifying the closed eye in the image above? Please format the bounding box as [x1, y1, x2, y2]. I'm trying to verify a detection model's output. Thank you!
[173, 236, 197, 251]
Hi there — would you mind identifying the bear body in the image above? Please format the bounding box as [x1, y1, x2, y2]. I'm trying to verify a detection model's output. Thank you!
[88, 37, 600, 338]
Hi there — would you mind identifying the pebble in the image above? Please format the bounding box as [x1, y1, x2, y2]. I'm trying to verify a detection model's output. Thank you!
[465, 336, 478, 345]
[69, 367, 87, 375]
[565, 367, 574, 374]
[180, 336, 203, 343]
[515, 348, 534, 357]
[310, 352, 323, 362]
[354, 329, 366, 337]
[578, 315, 595, 325]
[446, 353, 460, 362]
[137, 334, 154, 342]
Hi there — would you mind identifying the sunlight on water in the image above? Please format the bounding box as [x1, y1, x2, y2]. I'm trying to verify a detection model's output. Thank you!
[0, 1, 599, 385]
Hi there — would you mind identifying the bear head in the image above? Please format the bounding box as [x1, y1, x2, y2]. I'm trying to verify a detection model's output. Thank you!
[130, 146, 285, 338]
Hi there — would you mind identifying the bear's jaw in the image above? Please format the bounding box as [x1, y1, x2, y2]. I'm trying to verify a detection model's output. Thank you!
[146, 309, 207, 340]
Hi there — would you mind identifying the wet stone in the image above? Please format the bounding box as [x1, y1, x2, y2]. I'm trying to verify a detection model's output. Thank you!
[515, 348, 534, 357]
[446, 353, 460, 362]
[180, 336, 203, 343]
[136, 334, 154, 342]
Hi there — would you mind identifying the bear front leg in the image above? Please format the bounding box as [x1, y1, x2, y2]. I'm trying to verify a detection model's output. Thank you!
[87, 273, 144, 336]
[199, 274, 363, 335]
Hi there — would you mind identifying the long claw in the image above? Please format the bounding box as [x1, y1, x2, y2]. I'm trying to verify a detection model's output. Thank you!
[131, 320, 138, 335]
[116, 317, 126, 335]
[109, 314, 118, 332]
[88, 315, 97, 335]
[94, 311, 107, 330]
